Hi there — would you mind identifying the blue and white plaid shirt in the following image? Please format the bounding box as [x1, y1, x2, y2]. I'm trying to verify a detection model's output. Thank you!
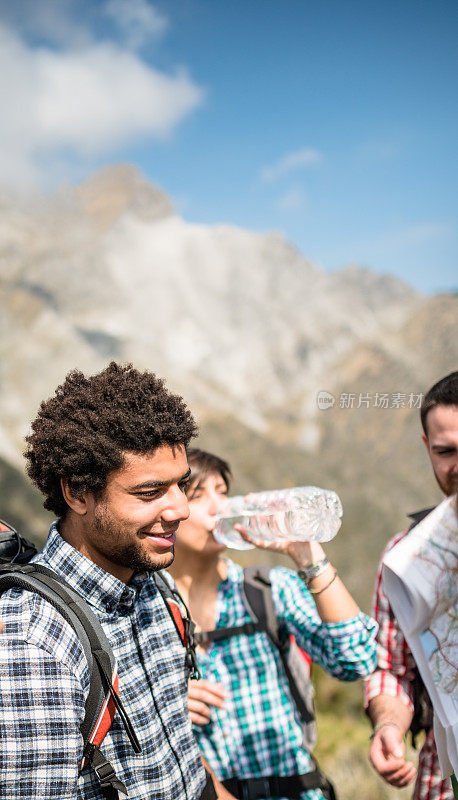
[0, 522, 206, 800]
[193, 559, 378, 800]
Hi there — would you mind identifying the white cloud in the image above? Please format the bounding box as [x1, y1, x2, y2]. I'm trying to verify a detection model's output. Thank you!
[261, 147, 323, 183]
[0, 0, 90, 47]
[0, 0, 167, 49]
[276, 187, 307, 211]
[104, 0, 168, 49]
[0, 19, 204, 191]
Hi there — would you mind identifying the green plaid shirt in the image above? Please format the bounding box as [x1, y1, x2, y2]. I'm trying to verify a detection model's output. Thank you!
[193, 560, 377, 800]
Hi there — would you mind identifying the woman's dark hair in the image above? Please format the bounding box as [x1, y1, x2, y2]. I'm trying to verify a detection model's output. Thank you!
[25, 361, 197, 516]
[420, 371, 458, 435]
[186, 448, 232, 496]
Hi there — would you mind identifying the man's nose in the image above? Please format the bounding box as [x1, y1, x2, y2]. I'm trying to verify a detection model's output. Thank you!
[162, 486, 190, 522]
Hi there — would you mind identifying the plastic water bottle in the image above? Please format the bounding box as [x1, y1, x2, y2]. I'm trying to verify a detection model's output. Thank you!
[212, 486, 342, 550]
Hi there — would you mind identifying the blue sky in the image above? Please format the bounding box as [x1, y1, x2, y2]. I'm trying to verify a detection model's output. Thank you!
[1, 0, 457, 293]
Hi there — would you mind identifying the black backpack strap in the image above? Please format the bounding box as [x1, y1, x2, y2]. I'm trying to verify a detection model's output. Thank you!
[410, 667, 434, 747]
[194, 621, 264, 645]
[243, 566, 315, 727]
[194, 565, 274, 647]
[242, 565, 282, 646]
[197, 565, 332, 796]
[0, 563, 97, 712]
[223, 767, 337, 800]
[86, 745, 129, 799]
[198, 565, 314, 725]
[0, 563, 140, 799]
[407, 506, 435, 531]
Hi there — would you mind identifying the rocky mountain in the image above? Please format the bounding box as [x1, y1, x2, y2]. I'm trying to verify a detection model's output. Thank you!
[0, 165, 456, 606]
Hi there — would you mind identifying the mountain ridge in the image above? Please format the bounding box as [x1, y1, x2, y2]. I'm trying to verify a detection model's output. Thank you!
[0, 164, 456, 606]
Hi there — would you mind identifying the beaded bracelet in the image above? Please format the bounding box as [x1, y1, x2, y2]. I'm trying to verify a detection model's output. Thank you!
[308, 569, 338, 595]
[297, 557, 330, 585]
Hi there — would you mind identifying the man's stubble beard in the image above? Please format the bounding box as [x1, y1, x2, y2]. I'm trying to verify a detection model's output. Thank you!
[93, 505, 175, 574]
[433, 467, 456, 498]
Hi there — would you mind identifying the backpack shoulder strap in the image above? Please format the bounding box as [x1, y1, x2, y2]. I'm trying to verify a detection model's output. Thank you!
[196, 566, 285, 648]
[242, 565, 282, 647]
[0, 563, 140, 799]
[154, 570, 186, 640]
[243, 566, 316, 735]
[407, 506, 435, 532]
[194, 566, 273, 647]
[195, 564, 320, 756]
[154, 570, 201, 679]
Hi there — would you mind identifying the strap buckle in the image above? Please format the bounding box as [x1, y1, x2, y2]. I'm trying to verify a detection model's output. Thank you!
[183, 617, 201, 680]
[93, 758, 118, 788]
[86, 743, 129, 798]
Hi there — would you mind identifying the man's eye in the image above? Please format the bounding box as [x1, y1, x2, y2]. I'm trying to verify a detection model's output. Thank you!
[137, 491, 160, 500]
[179, 480, 191, 493]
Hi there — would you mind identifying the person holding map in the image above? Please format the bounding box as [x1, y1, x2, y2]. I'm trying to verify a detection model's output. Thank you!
[364, 370, 458, 800]
[382, 490, 458, 797]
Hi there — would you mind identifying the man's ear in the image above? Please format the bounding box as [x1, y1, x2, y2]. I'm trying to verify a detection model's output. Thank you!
[60, 478, 89, 516]
[421, 432, 429, 453]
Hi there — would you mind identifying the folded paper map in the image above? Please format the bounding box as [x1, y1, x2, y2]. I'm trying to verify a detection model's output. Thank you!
[382, 496, 458, 779]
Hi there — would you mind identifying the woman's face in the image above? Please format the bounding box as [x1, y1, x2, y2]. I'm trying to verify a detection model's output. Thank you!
[175, 471, 228, 555]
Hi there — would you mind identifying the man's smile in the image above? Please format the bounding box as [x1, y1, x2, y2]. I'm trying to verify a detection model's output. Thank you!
[140, 527, 178, 547]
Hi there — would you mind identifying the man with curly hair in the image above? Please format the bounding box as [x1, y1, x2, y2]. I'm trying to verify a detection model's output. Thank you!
[0, 362, 231, 800]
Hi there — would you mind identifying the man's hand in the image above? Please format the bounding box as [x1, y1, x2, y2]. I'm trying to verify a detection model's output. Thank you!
[369, 725, 417, 787]
[188, 679, 227, 726]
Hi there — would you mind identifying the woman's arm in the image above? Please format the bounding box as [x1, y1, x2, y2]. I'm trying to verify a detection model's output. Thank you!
[238, 529, 359, 622]
[285, 539, 360, 622]
[237, 529, 378, 679]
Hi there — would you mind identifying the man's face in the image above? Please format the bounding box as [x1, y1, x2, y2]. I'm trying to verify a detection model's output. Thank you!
[81, 445, 190, 581]
[422, 404, 458, 496]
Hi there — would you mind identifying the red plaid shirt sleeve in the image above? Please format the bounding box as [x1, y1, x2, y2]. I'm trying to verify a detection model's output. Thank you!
[364, 529, 417, 711]
[363, 529, 453, 800]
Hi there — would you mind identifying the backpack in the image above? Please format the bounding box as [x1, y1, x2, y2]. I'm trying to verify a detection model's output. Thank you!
[0, 520, 203, 800]
[195, 565, 336, 800]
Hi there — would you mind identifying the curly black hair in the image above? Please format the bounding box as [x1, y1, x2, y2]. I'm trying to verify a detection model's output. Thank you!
[25, 361, 197, 516]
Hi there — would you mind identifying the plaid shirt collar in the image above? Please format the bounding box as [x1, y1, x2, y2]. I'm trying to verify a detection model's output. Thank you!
[37, 521, 152, 615]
